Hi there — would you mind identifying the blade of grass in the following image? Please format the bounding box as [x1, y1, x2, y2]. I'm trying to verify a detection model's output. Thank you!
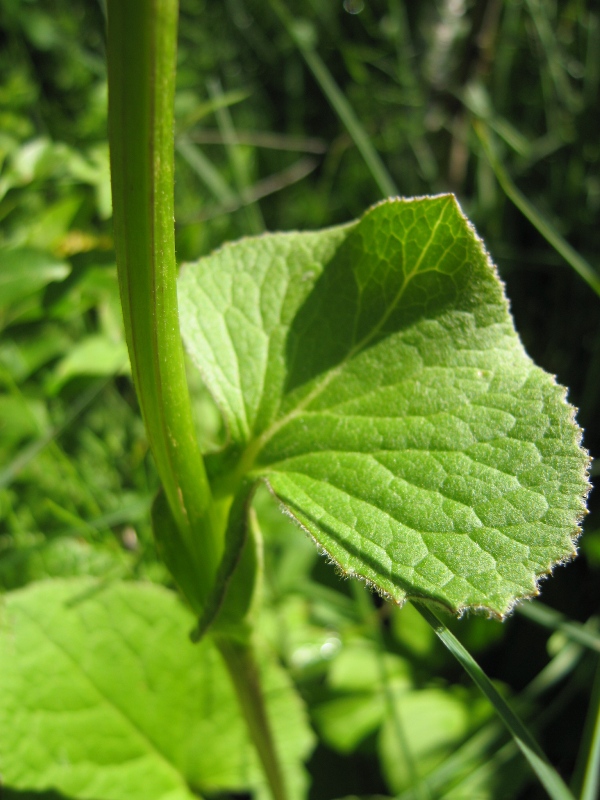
[268, 0, 397, 198]
[178, 156, 318, 224]
[50, 497, 154, 538]
[397, 638, 586, 800]
[460, 83, 531, 157]
[522, 641, 586, 702]
[584, 12, 600, 105]
[571, 657, 600, 800]
[524, 0, 579, 113]
[0, 376, 109, 489]
[387, 0, 418, 90]
[413, 601, 577, 800]
[395, 719, 508, 800]
[177, 135, 238, 205]
[517, 602, 600, 654]
[43, 499, 103, 541]
[206, 77, 264, 234]
[189, 129, 326, 153]
[176, 88, 250, 132]
[440, 738, 527, 800]
[474, 121, 600, 299]
[0, 367, 104, 516]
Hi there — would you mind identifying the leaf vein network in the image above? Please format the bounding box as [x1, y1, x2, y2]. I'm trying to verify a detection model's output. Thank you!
[15, 603, 187, 786]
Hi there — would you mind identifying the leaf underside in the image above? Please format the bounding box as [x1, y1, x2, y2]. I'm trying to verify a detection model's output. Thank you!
[179, 195, 589, 617]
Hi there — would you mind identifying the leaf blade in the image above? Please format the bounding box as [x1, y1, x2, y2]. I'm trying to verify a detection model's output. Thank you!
[0, 579, 314, 800]
[180, 196, 589, 616]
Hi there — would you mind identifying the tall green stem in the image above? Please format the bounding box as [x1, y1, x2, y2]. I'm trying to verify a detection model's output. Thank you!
[106, 0, 221, 613]
[106, 7, 288, 800]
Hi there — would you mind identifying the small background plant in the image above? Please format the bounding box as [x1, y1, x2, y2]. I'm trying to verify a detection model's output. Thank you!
[0, 2, 599, 799]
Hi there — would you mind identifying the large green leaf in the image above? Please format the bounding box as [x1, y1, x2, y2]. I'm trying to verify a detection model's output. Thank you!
[179, 196, 589, 616]
[0, 579, 314, 800]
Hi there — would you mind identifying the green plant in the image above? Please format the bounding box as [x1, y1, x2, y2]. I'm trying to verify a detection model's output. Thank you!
[0, 3, 597, 800]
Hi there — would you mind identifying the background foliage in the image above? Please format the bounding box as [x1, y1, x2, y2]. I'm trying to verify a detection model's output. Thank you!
[0, 1, 598, 798]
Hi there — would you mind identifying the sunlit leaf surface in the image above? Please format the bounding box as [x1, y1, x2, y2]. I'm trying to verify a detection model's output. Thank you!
[180, 196, 589, 616]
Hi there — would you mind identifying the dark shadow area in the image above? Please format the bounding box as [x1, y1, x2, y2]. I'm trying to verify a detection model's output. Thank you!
[307, 741, 388, 800]
[284, 197, 494, 394]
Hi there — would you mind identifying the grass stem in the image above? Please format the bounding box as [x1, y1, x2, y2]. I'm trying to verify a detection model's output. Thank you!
[413, 601, 577, 800]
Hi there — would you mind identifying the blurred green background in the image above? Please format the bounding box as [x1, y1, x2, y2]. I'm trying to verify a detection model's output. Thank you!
[0, 1, 598, 798]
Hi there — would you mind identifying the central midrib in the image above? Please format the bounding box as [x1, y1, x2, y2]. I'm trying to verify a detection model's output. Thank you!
[18, 602, 191, 795]
[236, 199, 454, 479]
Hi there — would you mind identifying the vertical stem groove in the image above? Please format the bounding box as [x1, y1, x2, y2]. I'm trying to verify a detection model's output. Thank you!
[106, 0, 221, 612]
[107, 9, 289, 800]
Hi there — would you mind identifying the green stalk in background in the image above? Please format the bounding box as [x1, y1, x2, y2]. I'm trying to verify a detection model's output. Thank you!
[106, 0, 221, 614]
